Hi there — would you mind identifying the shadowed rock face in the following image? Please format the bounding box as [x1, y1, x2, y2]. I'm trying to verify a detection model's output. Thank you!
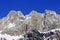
[0, 10, 60, 38]
[24, 29, 60, 40]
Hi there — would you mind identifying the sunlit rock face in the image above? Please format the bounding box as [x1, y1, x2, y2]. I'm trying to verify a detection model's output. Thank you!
[0, 10, 26, 36]
[0, 10, 60, 37]
[44, 10, 60, 32]
[29, 10, 44, 32]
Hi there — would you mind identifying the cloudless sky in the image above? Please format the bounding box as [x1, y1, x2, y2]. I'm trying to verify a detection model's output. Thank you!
[0, 0, 60, 18]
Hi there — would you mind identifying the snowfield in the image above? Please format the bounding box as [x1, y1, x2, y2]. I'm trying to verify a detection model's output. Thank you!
[0, 28, 60, 40]
[0, 34, 25, 40]
[7, 23, 16, 28]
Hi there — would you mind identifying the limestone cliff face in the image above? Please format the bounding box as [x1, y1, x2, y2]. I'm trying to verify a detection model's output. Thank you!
[0, 10, 60, 36]
[44, 10, 60, 31]
[29, 10, 44, 32]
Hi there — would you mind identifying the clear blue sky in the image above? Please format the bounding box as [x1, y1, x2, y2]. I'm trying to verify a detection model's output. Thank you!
[0, 0, 60, 18]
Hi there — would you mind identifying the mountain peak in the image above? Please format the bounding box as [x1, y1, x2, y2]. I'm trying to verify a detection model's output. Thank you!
[8, 10, 24, 17]
[45, 10, 56, 15]
[0, 10, 60, 36]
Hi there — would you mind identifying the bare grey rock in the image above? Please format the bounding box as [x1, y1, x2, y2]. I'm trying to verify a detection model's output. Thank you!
[0, 10, 60, 38]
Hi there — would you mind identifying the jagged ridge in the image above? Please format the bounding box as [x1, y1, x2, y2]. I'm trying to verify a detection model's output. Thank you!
[0, 10, 60, 36]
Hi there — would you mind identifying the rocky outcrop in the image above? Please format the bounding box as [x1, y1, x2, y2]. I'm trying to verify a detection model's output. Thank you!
[0, 10, 60, 37]
[23, 29, 60, 40]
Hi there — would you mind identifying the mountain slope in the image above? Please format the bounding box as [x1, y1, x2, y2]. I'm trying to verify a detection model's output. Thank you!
[0, 10, 60, 36]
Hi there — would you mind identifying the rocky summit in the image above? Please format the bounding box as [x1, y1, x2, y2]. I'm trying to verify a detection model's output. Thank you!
[0, 10, 60, 40]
